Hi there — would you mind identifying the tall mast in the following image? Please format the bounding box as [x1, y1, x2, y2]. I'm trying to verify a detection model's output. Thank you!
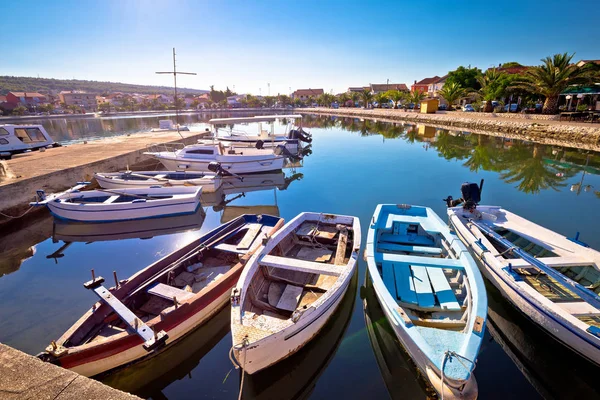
[156, 48, 196, 138]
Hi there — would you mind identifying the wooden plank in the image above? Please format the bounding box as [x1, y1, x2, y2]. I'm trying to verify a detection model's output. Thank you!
[411, 266, 435, 308]
[296, 222, 337, 240]
[276, 285, 303, 311]
[426, 267, 461, 310]
[260, 254, 341, 276]
[380, 233, 434, 246]
[267, 281, 286, 306]
[381, 253, 464, 269]
[297, 247, 333, 263]
[381, 262, 397, 299]
[377, 242, 442, 256]
[236, 223, 262, 250]
[334, 228, 348, 265]
[393, 263, 418, 305]
[148, 283, 195, 302]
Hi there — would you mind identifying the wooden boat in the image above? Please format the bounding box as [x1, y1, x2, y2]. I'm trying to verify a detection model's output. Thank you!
[94, 170, 221, 192]
[448, 204, 600, 366]
[366, 204, 487, 399]
[144, 141, 285, 174]
[38, 213, 284, 377]
[241, 272, 357, 400]
[230, 212, 361, 374]
[30, 185, 202, 222]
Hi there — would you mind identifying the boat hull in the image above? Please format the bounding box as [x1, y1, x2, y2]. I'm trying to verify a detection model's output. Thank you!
[94, 172, 220, 192]
[46, 196, 201, 222]
[232, 269, 353, 374]
[449, 211, 600, 366]
[149, 155, 285, 174]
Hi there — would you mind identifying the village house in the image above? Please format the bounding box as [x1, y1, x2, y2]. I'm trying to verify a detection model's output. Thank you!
[5, 92, 48, 111]
[427, 75, 448, 102]
[58, 91, 98, 111]
[292, 88, 324, 101]
[411, 77, 440, 93]
[347, 87, 364, 93]
[368, 83, 409, 94]
[146, 94, 172, 105]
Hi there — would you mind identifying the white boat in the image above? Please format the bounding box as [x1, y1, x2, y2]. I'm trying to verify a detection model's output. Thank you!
[144, 142, 285, 174]
[30, 184, 202, 222]
[94, 170, 221, 192]
[230, 212, 361, 374]
[210, 114, 311, 152]
[0, 124, 56, 159]
[448, 204, 600, 367]
[366, 204, 487, 399]
[150, 120, 190, 132]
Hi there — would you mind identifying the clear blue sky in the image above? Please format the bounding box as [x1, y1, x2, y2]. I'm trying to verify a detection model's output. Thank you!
[1, 1, 597, 95]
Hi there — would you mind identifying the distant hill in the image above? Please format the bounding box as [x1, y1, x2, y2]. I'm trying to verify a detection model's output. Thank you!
[0, 76, 209, 96]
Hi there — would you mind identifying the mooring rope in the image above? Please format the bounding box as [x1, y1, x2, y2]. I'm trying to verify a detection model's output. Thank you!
[228, 337, 249, 400]
[0, 206, 34, 219]
[440, 350, 476, 400]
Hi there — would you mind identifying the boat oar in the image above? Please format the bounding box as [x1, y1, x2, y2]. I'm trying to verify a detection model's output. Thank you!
[125, 172, 199, 187]
[96, 188, 164, 201]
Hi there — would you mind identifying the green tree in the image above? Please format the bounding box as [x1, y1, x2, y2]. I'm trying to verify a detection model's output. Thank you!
[409, 90, 426, 106]
[337, 92, 350, 107]
[511, 53, 596, 114]
[385, 90, 406, 109]
[501, 62, 523, 68]
[350, 92, 360, 107]
[361, 89, 373, 108]
[13, 105, 27, 115]
[446, 66, 483, 91]
[477, 68, 505, 112]
[437, 82, 467, 110]
[374, 92, 389, 108]
[98, 102, 111, 112]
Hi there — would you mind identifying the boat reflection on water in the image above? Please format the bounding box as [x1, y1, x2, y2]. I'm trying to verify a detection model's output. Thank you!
[99, 304, 230, 398]
[240, 272, 357, 400]
[362, 273, 432, 400]
[486, 283, 600, 399]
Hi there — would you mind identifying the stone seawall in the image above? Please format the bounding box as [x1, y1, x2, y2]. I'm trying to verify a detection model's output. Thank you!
[298, 108, 600, 150]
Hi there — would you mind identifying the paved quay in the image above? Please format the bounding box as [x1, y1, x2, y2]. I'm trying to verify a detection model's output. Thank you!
[0, 129, 210, 225]
[0, 344, 139, 400]
[299, 107, 600, 151]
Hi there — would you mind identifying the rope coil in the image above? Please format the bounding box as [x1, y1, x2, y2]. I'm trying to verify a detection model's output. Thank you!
[229, 337, 249, 400]
[440, 350, 476, 400]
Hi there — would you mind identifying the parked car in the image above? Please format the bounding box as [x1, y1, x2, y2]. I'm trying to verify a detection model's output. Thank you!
[503, 104, 519, 113]
[438, 104, 448, 111]
[462, 104, 475, 112]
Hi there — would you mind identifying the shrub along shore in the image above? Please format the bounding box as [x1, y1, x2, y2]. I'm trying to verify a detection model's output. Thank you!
[298, 108, 600, 151]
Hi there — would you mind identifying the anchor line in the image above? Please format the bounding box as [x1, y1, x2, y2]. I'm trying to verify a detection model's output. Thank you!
[440, 350, 476, 400]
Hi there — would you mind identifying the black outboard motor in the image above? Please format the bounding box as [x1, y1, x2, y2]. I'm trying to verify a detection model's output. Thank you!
[444, 179, 484, 211]
[288, 128, 312, 143]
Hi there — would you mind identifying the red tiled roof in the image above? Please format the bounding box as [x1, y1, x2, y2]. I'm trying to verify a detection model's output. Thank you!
[293, 88, 324, 96]
[415, 76, 441, 85]
[0, 96, 7, 102]
[371, 83, 409, 92]
[9, 92, 45, 98]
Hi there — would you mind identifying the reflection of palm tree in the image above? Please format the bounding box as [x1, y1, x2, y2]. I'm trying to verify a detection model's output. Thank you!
[432, 131, 473, 160]
[404, 125, 419, 143]
[499, 144, 577, 194]
[463, 136, 502, 172]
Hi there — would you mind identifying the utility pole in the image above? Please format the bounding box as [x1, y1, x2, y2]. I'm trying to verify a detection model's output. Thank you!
[268, 83, 270, 96]
[156, 48, 196, 138]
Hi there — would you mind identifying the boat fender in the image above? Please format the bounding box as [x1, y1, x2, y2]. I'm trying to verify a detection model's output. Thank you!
[231, 288, 241, 305]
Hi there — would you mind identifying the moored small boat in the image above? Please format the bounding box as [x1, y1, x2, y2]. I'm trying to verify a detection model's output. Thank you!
[37, 213, 284, 377]
[0, 124, 57, 159]
[94, 170, 221, 192]
[366, 204, 486, 399]
[230, 212, 361, 374]
[448, 203, 600, 367]
[31, 185, 202, 222]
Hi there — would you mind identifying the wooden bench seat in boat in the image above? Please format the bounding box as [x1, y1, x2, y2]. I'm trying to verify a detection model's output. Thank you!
[501, 256, 588, 269]
[379, 253, 464, 269]
[148, 283, 195, 302]
[377, 242, 443, 256]
[558, 301, 600, 316]
[382, 261, 461, 311]
[260, 255, 341, 276]
[379, 233, 435, 247]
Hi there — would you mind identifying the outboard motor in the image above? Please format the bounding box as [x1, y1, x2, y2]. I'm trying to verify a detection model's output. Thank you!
[444, 179, 483, 211]
[274, 144, 295, 157]
[288, 128, 312, 143]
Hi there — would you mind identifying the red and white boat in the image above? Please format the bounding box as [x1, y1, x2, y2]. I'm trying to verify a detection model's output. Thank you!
[38, 214, 283, 377]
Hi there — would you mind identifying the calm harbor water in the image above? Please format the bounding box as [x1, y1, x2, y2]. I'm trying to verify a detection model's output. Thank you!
[1, 113, 600, 399]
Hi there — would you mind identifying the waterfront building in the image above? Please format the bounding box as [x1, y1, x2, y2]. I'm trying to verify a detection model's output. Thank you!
[58, 91, 98, 111]
[411, 77, 440, 94]
[5, 92, 48, 110]
[292, 88, 324, 102]
[368, 83, 409, 94]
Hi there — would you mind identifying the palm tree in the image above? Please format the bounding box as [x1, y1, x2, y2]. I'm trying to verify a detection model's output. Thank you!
[374, 92, 389, 108]
[409, 90, 426, 108]
[361, 89, 373, 108]
[350, 92, 360, 107]
[511, 53, 595, 114]
[477, 68, 505, 112]
[337, 93, 350, 107]
[437, 82, 466, 110]
[386, 90, 406, 109]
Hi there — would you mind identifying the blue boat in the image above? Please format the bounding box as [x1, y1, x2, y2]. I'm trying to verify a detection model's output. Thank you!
[365, 204, 487, 399]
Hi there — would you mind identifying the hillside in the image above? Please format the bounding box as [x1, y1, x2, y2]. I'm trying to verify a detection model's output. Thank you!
[0, 76, 209, 96]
